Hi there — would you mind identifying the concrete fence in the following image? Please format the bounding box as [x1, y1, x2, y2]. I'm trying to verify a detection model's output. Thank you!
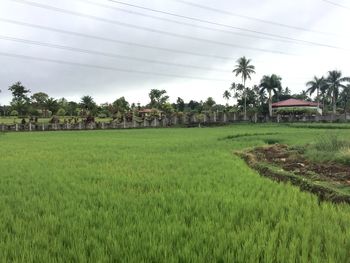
[0, 112, 349, 132]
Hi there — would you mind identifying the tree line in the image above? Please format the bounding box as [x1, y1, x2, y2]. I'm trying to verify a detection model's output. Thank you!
[1, 56, 349, 119]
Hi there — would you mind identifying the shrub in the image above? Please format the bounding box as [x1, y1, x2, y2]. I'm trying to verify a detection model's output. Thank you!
[276, 107, 318, 115]
[10, 110, 18, 116]
[98, 113, 107, 118]
[57, 108, 66, 116]
[314, 133, 350, 152]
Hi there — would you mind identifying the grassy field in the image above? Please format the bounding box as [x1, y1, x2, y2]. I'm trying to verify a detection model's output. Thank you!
[1, 125, 350, 262]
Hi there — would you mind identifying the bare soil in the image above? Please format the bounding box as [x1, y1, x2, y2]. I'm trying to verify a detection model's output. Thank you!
[254, 145, 350, 185]
[238, 144, 350, 204]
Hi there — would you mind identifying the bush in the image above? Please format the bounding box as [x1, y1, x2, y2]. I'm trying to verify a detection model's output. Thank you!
[97, 113, 107, 118]
[10, 110, 18, 116]
[305, 133, 350, 164]
[57, 108, 66, 116]
[314, 133, 350, 152]
[276, 107, 318, 115]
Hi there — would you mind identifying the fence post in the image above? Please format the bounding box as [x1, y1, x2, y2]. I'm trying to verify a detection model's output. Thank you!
[29, 123, 32, 131]
[16, 124, 18, 131]
[154, 118, 157, 127]
[42, 124, 45, 131]
[213, 112, 217, 122]
[123, 118, 126, 129]
[223, 113, 227, 123]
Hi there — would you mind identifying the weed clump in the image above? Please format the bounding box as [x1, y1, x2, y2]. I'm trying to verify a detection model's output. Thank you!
[306, 133, 350, 165]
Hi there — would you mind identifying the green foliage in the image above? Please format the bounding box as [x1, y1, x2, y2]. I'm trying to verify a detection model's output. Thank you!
[305, 132, 350, 165]
[149, 89, 169, 110]
[56, 108, 66, 116]
[10, 110, 18, 116]
[276, 107, 318, 115]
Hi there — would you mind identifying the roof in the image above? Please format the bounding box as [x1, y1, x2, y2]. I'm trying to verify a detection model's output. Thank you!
[138, 109, 153, 113]
[272, 99, 319, 108]
[138, 109, 162, 113]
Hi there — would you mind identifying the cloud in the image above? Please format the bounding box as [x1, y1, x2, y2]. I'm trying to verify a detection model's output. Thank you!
[0, 0, 349, 105]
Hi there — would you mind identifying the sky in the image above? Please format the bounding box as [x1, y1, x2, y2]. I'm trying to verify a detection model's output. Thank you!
[0, 0, 349, 106]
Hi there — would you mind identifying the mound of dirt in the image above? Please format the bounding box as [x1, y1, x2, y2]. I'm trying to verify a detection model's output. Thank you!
[238, 144, 350, 204]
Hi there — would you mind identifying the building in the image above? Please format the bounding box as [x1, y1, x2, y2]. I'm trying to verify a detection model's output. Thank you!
[272, 99, 322, 115]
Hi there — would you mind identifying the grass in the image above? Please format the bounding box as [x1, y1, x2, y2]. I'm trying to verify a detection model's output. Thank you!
[305, 133, 350, 165]
[1, 125, 350, 262]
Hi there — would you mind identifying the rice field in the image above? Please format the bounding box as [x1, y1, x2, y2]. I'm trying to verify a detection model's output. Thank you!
[1, 124, 350, 262]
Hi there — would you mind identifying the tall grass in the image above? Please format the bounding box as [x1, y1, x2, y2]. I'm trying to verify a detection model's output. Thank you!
[306, 133, 350, 164]
[1, 125, 350, 261]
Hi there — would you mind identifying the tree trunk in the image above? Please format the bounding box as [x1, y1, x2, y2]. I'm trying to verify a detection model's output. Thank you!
[333, 92, 336, 114]
[317, 87, 320, 109]
[269, 90, 272, 117]
[243, 78, 247, 121]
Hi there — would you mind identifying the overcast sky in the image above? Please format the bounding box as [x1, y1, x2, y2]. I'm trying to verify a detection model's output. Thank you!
[0, 0, 349, 105]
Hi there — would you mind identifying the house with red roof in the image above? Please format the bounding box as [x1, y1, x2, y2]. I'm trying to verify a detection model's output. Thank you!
[272, 99, 322, 114]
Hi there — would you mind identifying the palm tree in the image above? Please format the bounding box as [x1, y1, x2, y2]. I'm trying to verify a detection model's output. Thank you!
[326, 70, 350, 114]
[233, 57, 255, 120]
[306, 76, 326, 108]
[340, 84, 350, 119]
[223, 90, 231, 105]
[259, 74, 282, 117]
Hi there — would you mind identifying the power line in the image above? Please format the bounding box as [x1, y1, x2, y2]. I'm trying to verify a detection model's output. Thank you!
[0, 18, 238, 61]
[80, 0, 301, 47]
[101, 0, 342, 50]
[7, 0, 295, 56]
[0, 35, 228, 72]
[170, 0, 331, 35]
[0, 52, 228, 81]
[320, 0, 350, 10]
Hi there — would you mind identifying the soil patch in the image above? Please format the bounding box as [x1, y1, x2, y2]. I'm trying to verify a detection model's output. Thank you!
[238, 144, 350, 204]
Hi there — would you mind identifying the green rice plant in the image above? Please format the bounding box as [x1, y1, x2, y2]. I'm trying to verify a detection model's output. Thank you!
[1, 125, 350, 261]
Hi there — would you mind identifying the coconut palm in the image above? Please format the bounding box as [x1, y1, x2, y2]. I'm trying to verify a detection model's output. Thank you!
[233, 57, 255, 120]
[259, 74, 282, 117]
[223, 90, 231, 105]
[326, 71, 350, 114]
[306, 76, 326, 108]
[340, 84, 350, 119]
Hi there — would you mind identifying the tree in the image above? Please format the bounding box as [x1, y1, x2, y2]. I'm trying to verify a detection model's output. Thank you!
[188, 100, 201, 112]
[232, 57, 256, 120]
[259, 74, 282, 117]
[203, 97, 216, 111]
[223, 90, 231, 105]
[80, 95, 97, 115]
[44, 98, 59, 115]
[8, 82, 31, 116]
[67, 101, 79, 116]
[113, 97, 130, 114]
[340, 84, 350, 118]
[293, 90, 310, 101]
[149, 89, 169, 109]
[176, 97, 185, 112]
[230, 82, 245, 111]
[306, 76, 326, 108]
[326, 70, 350, 114]
[31, 92, 49, 116]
